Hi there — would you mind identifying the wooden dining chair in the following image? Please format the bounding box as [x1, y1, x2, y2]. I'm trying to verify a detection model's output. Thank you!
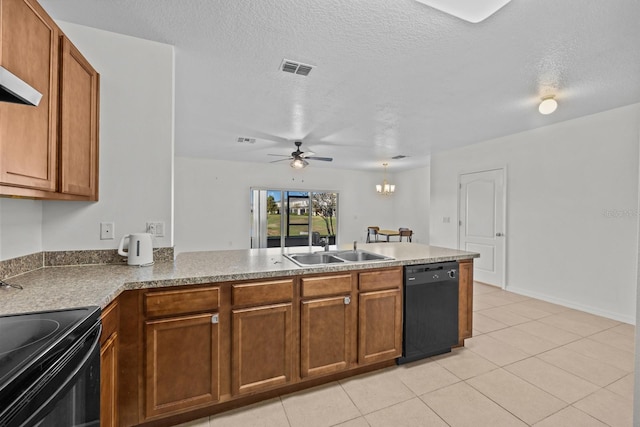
[366, 226, 379, 243]
[399, 228, 413, 242]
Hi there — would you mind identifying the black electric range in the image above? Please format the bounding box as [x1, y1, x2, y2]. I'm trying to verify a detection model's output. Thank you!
[0, 306, 101, 426]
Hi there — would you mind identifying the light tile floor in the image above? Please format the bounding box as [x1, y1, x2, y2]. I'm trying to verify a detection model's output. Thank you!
[178, 283, 635, 427]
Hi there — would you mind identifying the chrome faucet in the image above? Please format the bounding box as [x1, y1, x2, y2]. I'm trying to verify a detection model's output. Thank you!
[320, 238, 329, 251]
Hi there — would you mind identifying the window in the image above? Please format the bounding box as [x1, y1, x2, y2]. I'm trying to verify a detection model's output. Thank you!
[251, 188, 338, 248]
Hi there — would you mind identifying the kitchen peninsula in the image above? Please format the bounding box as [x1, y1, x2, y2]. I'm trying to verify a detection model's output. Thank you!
[0, 243, 477, 427]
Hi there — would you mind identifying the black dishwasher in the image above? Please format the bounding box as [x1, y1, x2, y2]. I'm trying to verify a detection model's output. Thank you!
[398, 261, 459, 364]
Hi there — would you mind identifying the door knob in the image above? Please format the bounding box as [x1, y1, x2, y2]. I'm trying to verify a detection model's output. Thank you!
[496, 232, 504, 237]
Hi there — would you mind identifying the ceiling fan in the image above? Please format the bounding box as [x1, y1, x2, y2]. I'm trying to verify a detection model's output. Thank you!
[268, 141, 333, 169]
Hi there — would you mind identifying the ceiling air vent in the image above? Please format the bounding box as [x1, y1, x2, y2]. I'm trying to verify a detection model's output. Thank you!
[280, 59, 314, 76]
[237, 137, 256, 144]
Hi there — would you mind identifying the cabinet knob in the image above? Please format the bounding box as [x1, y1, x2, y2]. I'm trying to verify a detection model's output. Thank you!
[344, 296, 351, 305]
[211, 314, 219, 324]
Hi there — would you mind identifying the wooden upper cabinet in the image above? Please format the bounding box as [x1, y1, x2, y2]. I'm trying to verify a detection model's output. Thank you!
[59, 36, 99, 199]
[0, 0, 59, 191]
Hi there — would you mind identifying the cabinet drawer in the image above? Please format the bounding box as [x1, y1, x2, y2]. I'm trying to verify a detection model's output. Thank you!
[301, 274, 352, 298]
[145, 286, 219, 318]
[232, 279, 293, 306]
[359, 268, 402, 292]
[100, 300, 119, 345]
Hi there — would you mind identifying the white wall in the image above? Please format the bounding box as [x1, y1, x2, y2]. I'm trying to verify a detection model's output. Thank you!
[431, 103, 640, 323]
[633, 106, 640, 425]
[393, 166, 430, 244]
[174, 157, 403, 253]
[0, 199, 43, 260]
[40, 22, 175, 251]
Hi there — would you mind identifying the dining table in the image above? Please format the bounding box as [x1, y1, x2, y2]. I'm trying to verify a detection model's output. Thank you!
[377, 229, 400, 242]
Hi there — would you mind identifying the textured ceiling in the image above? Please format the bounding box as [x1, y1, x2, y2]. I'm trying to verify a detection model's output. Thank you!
[39, 0, 640, 171]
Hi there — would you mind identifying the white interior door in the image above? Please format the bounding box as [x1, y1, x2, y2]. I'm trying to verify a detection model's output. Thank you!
[458, 169, 506, 287]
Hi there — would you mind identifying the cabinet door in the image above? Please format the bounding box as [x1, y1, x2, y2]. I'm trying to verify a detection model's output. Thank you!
[232, 303, 292, 395]
[458, 259, 474, 345]
[145, 313, 219, 419]
[59, 36, 99, 199]
[100, 332, 118, 427]
[359, 289, 402, 365]
[301, 295, 352, 378]
[0, 0, 58, 191]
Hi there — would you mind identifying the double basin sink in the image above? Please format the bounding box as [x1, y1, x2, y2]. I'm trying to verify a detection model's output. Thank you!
[285, 249, 393, 267]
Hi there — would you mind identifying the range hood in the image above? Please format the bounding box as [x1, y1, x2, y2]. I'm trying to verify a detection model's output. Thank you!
[0, 66, 42, 106]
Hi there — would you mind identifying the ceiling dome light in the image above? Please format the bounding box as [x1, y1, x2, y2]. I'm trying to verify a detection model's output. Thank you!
[414, 0, 512, 23]
[538, 96, 558, 115]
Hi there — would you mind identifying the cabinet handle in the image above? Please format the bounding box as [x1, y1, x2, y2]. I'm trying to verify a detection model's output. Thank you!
[344, 296, 351, 305]
[211, 314, 219, 324]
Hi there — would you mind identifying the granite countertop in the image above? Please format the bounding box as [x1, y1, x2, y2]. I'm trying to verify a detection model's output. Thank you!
[0, 243, 478, 316]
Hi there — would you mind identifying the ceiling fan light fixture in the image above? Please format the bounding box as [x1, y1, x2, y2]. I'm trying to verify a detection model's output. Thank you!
[538, 96, 558, 115]
[414, 0, 512, 23]
[290, 158, 308, 169]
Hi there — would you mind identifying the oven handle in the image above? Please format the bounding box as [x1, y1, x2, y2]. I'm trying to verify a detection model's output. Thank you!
[20, 322, 102, 427]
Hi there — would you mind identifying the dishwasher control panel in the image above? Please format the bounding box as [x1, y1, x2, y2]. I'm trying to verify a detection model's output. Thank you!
[405, 262, 458, 284]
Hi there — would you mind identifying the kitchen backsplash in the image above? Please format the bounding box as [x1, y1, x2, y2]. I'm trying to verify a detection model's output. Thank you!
[0, 247, 174, 279]
[0, 252, 43, 281]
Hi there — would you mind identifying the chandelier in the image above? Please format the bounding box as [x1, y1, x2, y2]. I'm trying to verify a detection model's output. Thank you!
[376, 163, 395, 195]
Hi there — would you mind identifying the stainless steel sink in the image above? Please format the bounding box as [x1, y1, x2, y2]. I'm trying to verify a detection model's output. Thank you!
[285, 253, 345, 266]
[333, 250, 391, 262]
[285, 249, 393, 266]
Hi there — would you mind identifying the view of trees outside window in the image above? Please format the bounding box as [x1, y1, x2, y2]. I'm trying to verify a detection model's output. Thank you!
[265, 190, 338, 246]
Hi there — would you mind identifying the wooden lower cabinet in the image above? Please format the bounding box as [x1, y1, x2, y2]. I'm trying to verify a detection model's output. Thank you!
[358, 288, 402, 364]
[231, 303, 293, 395]
[458, 259, 474, 345]
[100, 301, 119, 427]
[101, 334, 118, 427]
[299, 273, 354, 379]
[145, 313, 220, 418]
[115, 266, 444, 425]
[300, 295, 352, 378]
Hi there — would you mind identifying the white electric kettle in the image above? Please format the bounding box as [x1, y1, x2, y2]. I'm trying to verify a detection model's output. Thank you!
[118, 233, 154, 266]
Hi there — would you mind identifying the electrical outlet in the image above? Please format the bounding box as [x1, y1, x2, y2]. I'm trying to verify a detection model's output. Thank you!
[100, 222, 114, 240]
[146, 222, 165, 237]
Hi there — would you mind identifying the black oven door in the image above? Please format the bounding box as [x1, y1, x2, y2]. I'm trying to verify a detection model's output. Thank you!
[2, 321, 101, 427]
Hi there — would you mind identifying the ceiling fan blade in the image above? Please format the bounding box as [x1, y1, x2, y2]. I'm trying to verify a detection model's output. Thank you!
[269, 158, 291, 163]
[306, 156, 333, 162]
[268, 154, 292, 157]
